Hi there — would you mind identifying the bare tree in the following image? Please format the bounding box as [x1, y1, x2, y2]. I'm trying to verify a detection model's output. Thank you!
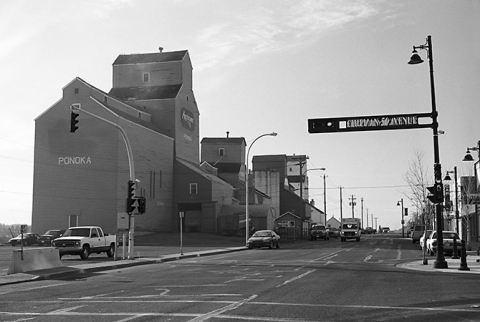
[402, 150, 434, 226]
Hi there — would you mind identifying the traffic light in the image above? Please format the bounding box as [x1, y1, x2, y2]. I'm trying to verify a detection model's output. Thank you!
[435, 182, 444, 203]
[444, 184, 451, 211]
[426, 183, 444, 204]
[137, 197, 146, 214]
[126, 180, 136, 213]
[427, 185, 437, 203]
[70, 111, 79, 133]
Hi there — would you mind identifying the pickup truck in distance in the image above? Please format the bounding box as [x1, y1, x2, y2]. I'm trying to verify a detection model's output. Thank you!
[52, 226, 116, 260]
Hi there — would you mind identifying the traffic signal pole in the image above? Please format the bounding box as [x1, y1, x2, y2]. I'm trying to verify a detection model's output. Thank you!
[424, 36, 447, 269]
[70, 102, 137, 259]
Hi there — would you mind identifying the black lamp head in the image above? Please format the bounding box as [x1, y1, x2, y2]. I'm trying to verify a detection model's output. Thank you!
[463, 149, 474, 162]
[408, 49, 424, 65]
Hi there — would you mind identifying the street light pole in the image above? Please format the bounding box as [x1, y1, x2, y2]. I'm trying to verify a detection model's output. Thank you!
[462, 142, 479, 248]
[323, 174, 327, 225]
[245, 132, 277, 245]
[444, 167, 459, 235]
[409, 35, 447, 269]
[397, 198, 404, 238]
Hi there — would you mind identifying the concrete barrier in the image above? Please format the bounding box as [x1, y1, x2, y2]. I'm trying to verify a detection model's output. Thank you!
[8, 248, 63, 275]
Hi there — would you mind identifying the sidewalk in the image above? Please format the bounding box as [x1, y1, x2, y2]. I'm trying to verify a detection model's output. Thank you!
[399, 252, 480, 274]
[0, 245, 247, 285]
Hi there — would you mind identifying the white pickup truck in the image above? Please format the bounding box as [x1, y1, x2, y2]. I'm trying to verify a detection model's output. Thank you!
[52, 226, 116, 260]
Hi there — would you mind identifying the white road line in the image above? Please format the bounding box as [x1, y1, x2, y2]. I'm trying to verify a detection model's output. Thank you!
[186, 294, 257, 322]
[47, 306, 85, 314]
[2, 300, 479, 321]
[276, 269, 316, 288]
[3, 282, 72, 295]
[248, 301, 480, 313]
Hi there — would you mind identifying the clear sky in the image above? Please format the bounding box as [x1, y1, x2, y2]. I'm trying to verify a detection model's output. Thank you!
[1, 0, 479, 230]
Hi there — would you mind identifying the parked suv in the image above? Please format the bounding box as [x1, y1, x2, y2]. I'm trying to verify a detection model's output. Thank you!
[411, 225, 430, 243]
[310, 225, 329, 241]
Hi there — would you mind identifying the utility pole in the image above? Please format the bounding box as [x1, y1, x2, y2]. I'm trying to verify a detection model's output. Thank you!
[339, 187, 343, 222]
[349, 195, 356, 218]
[374, 217, 378, 232]
[323, 174, 327, 225]
[361, 198, 364, 229]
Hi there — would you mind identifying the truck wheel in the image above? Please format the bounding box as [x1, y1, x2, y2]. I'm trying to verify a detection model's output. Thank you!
[106, 243, 115, 257]
[80, 245, 90, 260]
[269, 241, 274, 249]
[276, 241, 280, 249]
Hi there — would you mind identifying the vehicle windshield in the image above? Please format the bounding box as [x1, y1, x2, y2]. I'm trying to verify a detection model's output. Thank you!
[311, 226, 325, 230]
[44, 230, 58, 235]
[443, 232, 459, 239]
[342, 224, 358, 229]
[431, 232, 459, 239]
[253, 231, 271, 237]
[63, 228, 90, 237]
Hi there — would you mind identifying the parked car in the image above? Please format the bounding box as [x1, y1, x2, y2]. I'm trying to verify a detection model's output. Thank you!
[364, 227, 375, 234]
[247, 230, 280, 249]
[310, 225, 329, 241]
[407, 227, 414, 237]
[411, 225, 430, 243]
[419, 230, 433, 251]
[381, 227, 390, 233]
[8, 233, 40, 246]
[426, 230, 461, 256]
[37, 229, 65, 246]
[326, 227, 340, 239]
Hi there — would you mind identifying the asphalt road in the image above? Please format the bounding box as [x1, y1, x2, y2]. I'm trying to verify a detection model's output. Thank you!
[1, 235, 480, 321]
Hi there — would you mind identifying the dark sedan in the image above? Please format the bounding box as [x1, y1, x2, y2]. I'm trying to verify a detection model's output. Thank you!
[37, 229, 65, 246]
[326, 227, 340, 239]
[8, 233, 40, 246]
[247, 230, 280, 249]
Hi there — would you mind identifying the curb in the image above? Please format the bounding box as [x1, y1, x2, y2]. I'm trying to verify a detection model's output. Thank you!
[1, 247, 247, 285]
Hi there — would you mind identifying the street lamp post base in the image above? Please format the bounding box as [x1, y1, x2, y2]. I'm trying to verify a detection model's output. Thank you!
[433, 260, 448, 269]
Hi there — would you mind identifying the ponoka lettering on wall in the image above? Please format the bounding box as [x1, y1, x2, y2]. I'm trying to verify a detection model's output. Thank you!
[58, 157, 92, 165]
[181, 108, 195, 131]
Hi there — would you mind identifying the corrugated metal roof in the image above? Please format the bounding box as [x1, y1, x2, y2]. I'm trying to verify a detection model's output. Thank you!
[177, 159, 233, 188]
[109, 85, 181, 101]
[213, 163, 242, 173]
[113, 51, 187, 65]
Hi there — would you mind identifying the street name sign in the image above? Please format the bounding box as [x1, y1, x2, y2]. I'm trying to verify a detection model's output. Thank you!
[308, 112, 433, 133]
